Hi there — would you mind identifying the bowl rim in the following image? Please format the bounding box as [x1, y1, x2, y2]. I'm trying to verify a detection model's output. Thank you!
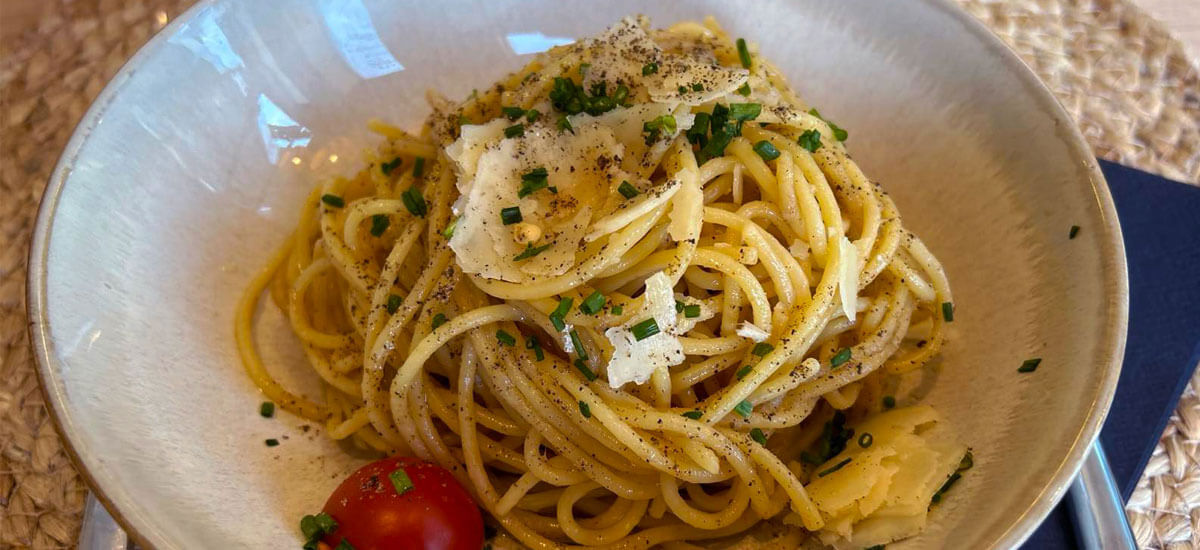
[25, 0, 1129, 548]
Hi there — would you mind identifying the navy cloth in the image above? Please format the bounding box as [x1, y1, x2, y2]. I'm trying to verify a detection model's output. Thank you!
[1023, 160, 1200, 549]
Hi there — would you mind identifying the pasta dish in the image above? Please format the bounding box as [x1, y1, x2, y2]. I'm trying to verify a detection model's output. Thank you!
[235, 16, 968, 550]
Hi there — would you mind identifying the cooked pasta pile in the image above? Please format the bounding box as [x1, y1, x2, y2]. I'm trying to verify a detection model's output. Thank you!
[236, 16, 966, 549]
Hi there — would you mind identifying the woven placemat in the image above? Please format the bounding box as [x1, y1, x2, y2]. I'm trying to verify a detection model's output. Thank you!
[0, 0, 1196, 548]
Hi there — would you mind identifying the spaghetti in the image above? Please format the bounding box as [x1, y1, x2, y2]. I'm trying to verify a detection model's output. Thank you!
[236, 16, 962, 549]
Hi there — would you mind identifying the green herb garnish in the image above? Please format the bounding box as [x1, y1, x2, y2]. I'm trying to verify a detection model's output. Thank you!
[736, 365, 752, 380]
[750, 428, 768, 445]
[752, 140, 780, 161]
[682, 410, 703, 420]
[942, 301, 954, 322]
[729, 102, 761, 122]
[500, 206, 522, 225]
[525, 335, 545, 361]
[737, 82, 751, 96]
[611, 305, 623, 315]
[736, 38, 752, 68]
[370, 214, 390, 236]
[386, 294, 402, 314]
[817, 457, 852, 477]
[389, 467, 414, 495]
[412, 156, 425, 178]
[380, 158, 402, 175]
[1018, 358, 1041, 373]
[260, 402, 275, 418]
[513, 242, 551, 261]
[496, 330, 516, 346]
[830, 347, 852, 368]
[1069, 225, 1080, 239]
[504, 124, 525, 138]
[502, 106, 526, 120]
[808, 108, 848, 141]
[321, 194, 345, 208]
[550, 297, 573, 331]
[431, 312, 448, 330]
[642, 62, 659, 75]
[882, 395, 896, 409]
[631, 318, 660, 341]
[557, 115, 574, 133]
[579, 291, 606, 315]
[618, 181, 639, 199]
[733, 400, 753, 418]
[569, 329, 587, 360]
[265, 438, 279, 447]
[578, 401, 591, 418]
[797, 129, 821, 152]
[401, 186, 427, 217]
[858, 432, 873, 448]
[300, 512, 338, 550]
[441, 217, 458, 239]
[683, 304, 701, 318]
[752, 342, 774, 357]
[574, 358, 597, 381]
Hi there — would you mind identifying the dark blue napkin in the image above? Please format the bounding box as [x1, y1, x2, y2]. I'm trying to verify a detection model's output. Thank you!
[1023, 160, 1200, 549]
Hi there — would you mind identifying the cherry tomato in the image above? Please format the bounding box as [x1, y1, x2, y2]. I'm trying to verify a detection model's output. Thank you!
[321, 456, 484, 550]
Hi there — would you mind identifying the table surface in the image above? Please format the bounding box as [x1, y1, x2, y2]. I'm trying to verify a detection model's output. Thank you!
[2, 0, 1200, 54]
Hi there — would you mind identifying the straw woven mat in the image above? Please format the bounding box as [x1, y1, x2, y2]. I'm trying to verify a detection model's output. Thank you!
[1, 0, 1197, 548]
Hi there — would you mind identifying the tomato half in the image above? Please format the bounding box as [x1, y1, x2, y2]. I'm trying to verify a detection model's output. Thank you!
[320, 456, 484, 550]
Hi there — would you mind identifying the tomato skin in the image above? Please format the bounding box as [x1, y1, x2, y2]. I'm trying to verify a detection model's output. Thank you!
[321, 456, 484, 550]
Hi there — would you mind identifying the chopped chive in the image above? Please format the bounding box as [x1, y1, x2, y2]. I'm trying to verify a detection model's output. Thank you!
[265, 438, 279, 447]
[300, 513, 338, 542]
[402, 186, 427, 217]
[380, 157, 402, 175]
[683, 304, 701, 318]
[631, 318, 660, 341]
[613, 85, 629, 106]
[500, 206, 522, 225]
[750, 428, 768, 445]
[942, 302, 955, 322]
[682, 410, 704, 420]
[642, 62, 659, 75]
[386, 294, 402, 314]
[504, 124, 525, 138]
[412, 156, 426, 177]
[736, 38, 752, 68]
[514, 242, 551, 261]
[752, 140, 780, 161]
[569, 329, 587, 360]
[1018, 358, 1041, 373]
[678, 85, 689, 94]
[574, 358, 597, 381]
[579, 291, 606, 315]
[858, 432, 873, 448]
[931, 472, 962, 504]
[1069, 225, 1080, 239]
[502, 106, 526, 120]
[525, 335, 545, 361]
[882, 395, 896, 409]
[958, 451, 974, 471]
[752, 343, 774, 357]
[797, 129, 822, 152]
[557, 115, 573, 133]
[729, 103, 762, 121]
[550, 297, 573, 331]
[389, 468, 414, 495]
[320, 194, 345, 208]
[733, 400, 753, 418]
[808, 108, 848, 141]
[618, 181, 639, 199]
[370, 214, 390, 236]
[817, 457, 852, 477]
[496, 330, 516, 346]
[687, 112, 710, 145]
[260, 402, 275, 418]
[675, 300, 685, 313]
[691, 82, 704, 92]
[578, 401, 591, 418]
[431, 313, 448, 330]
[518, 178, 547, 198]
[525, 109, 541, 122]
[737, 82, 751, 96]
[736, 365, 752, 380]
[611, 305, 623, 315]
[442, 217, 458, 239]
[830, 347, 852, 368]
[522, 167, 548, 181]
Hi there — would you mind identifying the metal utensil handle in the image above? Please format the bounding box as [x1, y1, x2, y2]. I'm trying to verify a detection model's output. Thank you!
[79, 494, 130, 550]
[1067, 441, 1138, 549]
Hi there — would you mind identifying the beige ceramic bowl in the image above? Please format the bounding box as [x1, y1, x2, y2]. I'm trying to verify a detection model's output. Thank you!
[29, 0, 1127, 547]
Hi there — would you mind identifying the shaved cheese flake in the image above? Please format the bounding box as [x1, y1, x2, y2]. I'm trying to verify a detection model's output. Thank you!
[667, 172, 702, 242]
[736, 321, 770, 342]
[837, 235, 859, 323]
[605, 272, 687, 387]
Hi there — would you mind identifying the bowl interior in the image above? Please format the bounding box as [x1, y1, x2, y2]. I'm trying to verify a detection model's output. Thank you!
[30, 0, 1125, 548]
